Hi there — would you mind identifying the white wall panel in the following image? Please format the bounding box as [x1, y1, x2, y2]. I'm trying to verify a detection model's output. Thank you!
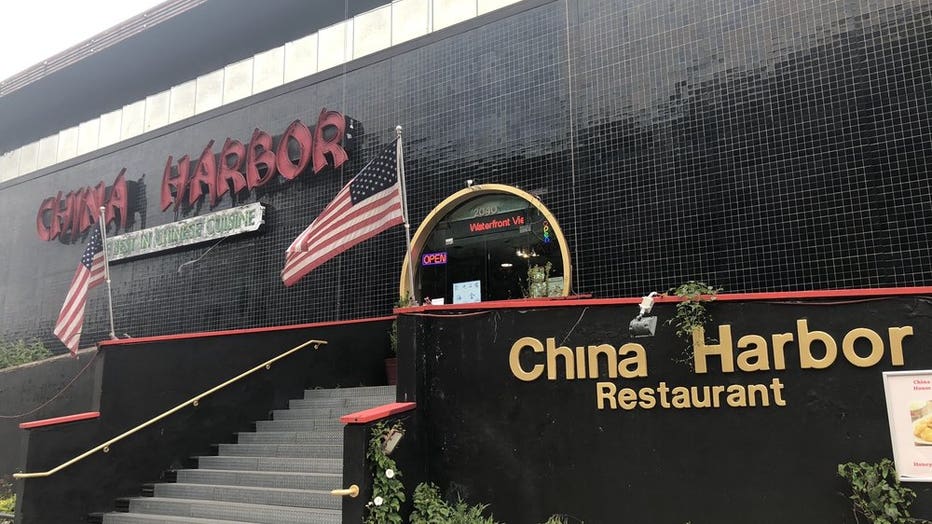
[223, 58, 254, 104]
[433, 0, 476, 30]
[169, 80, 196, 123]
[478, 0, 521, 15]
[284, 33, 318, 83]
[253, 47, 285, 93]
[18, 142, 39, 175]
[121, 100, 146, 140]
[318, 20, 352, 72]
[76, 119, 101, 156]
[0, 149, 19, 182]
[144, 91, 170, 132]
[57, 126, 79, 162]
[392, 0, 431, 44]
[98, 109, 123, 148]
[195, 70, 224, 114]
[36, 135, 60, 169]
[354, 5, 392, 59]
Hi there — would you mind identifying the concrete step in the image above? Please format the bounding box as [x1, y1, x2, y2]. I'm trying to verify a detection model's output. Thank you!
[288, 396, 395, 410]
[273, 400, 394, 418]
[153, 483, 340, 510]
[303, 385, 393, 399]
[102, 513, 246, 524]
[175, 469, 341, 491]
[272, 408, 372, 421]
[236, 430, 342, 445]
[194, 456, 342, 474]
[216, 443, 343, 458]
[124, 497, 340, 524]
[254, 418, 342, 432]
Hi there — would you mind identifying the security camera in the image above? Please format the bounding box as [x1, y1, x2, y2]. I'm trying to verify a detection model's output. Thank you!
[629, 315, 657, 337]
[628, 292, 659, 337]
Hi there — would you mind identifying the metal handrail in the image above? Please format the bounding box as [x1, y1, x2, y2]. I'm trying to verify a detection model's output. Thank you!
[330, 484, 360, 497]
[14, 338, 328, 479]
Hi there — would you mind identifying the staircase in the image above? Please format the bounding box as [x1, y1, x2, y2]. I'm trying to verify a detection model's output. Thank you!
[96, 385, 395, 524]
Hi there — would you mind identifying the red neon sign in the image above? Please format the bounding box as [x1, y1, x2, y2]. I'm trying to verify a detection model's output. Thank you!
[36, 170, 129, 242]
[161, 109, 348, 211]
[421, 252, 448, 266]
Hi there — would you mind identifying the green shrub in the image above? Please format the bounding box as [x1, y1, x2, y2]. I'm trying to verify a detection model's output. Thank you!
[0, 338, 52, 370]
[0, 476, 14, 518]
[410, 482, 500, 524]
[411, 483, 452, 524]
[666, 281, 721, 366]
[838, 459, 930, 524]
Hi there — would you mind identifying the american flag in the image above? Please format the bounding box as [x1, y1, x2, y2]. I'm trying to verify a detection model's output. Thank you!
[282, 140, 404, 287]
[53, 223, 106, 355]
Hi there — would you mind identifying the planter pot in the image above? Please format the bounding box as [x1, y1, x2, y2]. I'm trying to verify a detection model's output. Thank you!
[385, 357, 398, 385]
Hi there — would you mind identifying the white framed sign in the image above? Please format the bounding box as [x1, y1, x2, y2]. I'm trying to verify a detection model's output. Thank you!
[105, 203, 264, 261]
[883, 370, 932, 481]
[453, 280, 481, 304]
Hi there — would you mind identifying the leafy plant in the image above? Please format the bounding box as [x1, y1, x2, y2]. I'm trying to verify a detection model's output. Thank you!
[367, 422, 569, 524]
[666, 281, 721, 366]
[449, 500, 499, 524]
[389, 293, 413, 355]
[389, 321, 399, 355]
[411, 482, 500, 524]
[411, 483, 453, 524]
[525, 262, 553, 298]
[365, 422, 405, 524]
[0, 338, 52, 370]
[838, 459, 929, 523]
[0, 475, 14, 522]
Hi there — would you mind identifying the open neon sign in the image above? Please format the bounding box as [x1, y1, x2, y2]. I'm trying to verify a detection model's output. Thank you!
[421, 252, 448, 266]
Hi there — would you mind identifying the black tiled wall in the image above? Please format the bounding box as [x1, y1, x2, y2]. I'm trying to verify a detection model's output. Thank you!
[2, 0, 932, 352]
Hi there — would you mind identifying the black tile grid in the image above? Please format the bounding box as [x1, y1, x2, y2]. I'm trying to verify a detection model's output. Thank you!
[2, 0, 932, 352]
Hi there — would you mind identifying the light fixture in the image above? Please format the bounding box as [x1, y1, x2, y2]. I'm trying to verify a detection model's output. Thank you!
[629, 292, 659, 337]
[501, 263, 513, 268]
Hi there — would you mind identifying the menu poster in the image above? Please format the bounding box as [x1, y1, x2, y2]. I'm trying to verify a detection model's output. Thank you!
[883, 370, 932, 481]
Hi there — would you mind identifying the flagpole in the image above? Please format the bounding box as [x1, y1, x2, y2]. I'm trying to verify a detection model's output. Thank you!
[98, 207, 118, 340]
[396, 126, 416, 305]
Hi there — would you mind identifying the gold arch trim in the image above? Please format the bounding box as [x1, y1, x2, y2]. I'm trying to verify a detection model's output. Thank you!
[400, 184, 572, 300]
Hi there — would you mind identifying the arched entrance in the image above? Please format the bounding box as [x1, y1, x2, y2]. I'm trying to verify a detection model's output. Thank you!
[400, 184, 571, 304]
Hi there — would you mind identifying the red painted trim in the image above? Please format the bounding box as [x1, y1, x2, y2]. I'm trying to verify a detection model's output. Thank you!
[394, 287, 932, 313]
[97, 315, 396, 348]
[340, 402, 416, 424]
[713, 287, 932, 301]
[19, 411, 100, 430]
[94, 287, 932, 348]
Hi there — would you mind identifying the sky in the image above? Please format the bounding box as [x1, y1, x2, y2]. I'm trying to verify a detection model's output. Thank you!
[0, 0, 167, 81]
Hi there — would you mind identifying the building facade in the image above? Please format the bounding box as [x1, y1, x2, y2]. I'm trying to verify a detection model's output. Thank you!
[1, 0, 931, 353]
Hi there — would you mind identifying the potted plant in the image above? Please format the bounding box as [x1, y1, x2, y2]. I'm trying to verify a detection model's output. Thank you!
[386, 294, 412, 385]
[526, 262, 552, 298]
[386, 319, 399, 385]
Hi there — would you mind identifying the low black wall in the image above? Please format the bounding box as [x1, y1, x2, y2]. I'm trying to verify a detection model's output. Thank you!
[341, 409, 425, 524]
[402, 297, 932, 524]
[16, 318, 392, 524]
[0, 349, 100, 479]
